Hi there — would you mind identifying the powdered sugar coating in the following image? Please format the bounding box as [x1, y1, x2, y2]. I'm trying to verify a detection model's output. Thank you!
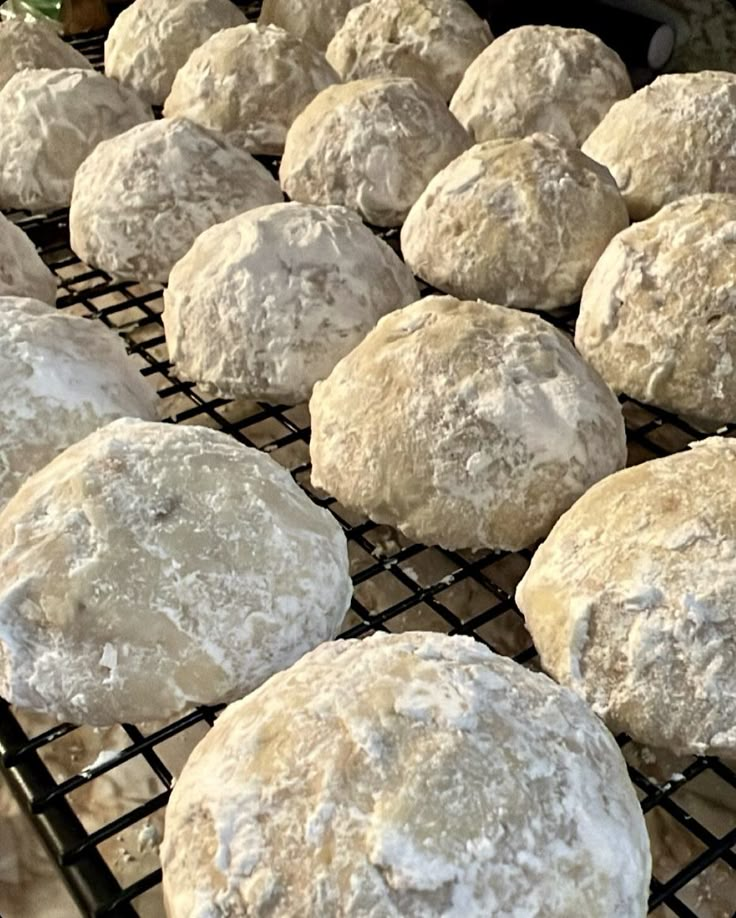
[309, 295, 626, 550]
[259, 0, 364, 49]
[0, 418, 351, 725]
[401, 133, 629, 310]
[70, 119, 283, 283]
[576, 193, 736, 428]
[0, 215, 56, 304]
[0, 18, 92, 91]
[516, 437, 736, 757]
[582, 71, 736, 220]
[0, 68, 152, 213]
[163, 23, 339, 155]
[450, 25, 630, 146]
[164, 202, 420, 404]
[104, 0, 245, 105]
[326, 0, 492, 101]
[162, 631, 650, 918]
[280, 76, 470, 227]
[0, 297, 159, 512]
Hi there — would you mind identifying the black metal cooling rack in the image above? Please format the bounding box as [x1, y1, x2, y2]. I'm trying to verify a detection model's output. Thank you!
[1, 8, 736, 918]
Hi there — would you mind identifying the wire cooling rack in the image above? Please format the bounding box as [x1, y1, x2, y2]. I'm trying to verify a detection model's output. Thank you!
[2, 8, 736, 918]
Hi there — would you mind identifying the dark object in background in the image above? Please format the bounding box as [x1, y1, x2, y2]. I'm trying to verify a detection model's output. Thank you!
[467, 0, 675, 73]
[0, 0, 110, 31]
[63, 0, 109, 31]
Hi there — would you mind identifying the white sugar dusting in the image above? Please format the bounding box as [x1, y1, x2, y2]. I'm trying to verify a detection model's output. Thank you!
[161, 632, 651, 917]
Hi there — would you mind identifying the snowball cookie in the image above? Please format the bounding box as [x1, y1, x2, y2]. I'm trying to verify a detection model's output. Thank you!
[310, 295, 626, 551]
[450, 26, 630, 147]
[259, 0, 365, 50]
[326, 0, 492, 101]
[281, 77, 470, 227]
[163, 24, 339, 156]
[0, 214, 56, 304]
[582, 71, 736, 221]
[161, 631, 651, 918]
[401, 133, 628, 310]
[0, 418, 351, 725]
[69, 119, 283, 284]
[0, 296, 159, 511]
[576, 194, 736, 429]
[104, 0, 245, 105]
[164, 202, 420, 404]
[517, 437, 736, 758]
[0, 69, 152, 213]
[0, 18, 92, 91]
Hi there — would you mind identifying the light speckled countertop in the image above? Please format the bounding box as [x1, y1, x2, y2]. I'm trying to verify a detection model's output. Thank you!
[662, 0, 736, 71]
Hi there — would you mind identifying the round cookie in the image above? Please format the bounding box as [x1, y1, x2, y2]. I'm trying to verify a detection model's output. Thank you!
[309, 295, 626, 551]
[0, 215, 56, 304]
[401, 132, 628, 310]
[582, 71, 736, 220]
[104, 0, 245, 105]
[259, 0, 365, 49]
[163, 23, 339, 155]
[164, 202, 420, 404]
[280, 76, 470, 227]
[70, 119, 283, 283]
[0, 18, 92, 91]
[326, 0, 492, 101]
[576, 194, 736, 429]
[450, 25, 630, 147]
[517, 437, 736, 757]
[0, 68, 152, 213]
[0, 417, 351, 726]
[0, 297, 159, 512]
[161, 631, 651, 918]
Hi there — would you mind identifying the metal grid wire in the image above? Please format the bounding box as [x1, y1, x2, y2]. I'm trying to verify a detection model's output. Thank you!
[1, 10, 736, 918]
